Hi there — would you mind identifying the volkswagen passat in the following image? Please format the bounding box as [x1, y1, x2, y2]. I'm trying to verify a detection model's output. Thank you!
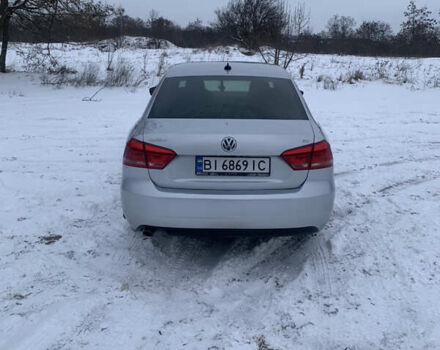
[121, 62, 334, 235]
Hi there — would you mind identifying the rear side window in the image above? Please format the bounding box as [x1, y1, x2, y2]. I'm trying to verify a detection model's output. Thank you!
[149, 76, 308, 120]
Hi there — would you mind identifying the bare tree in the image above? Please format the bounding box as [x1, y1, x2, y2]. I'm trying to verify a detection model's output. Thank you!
[215, 0, 287, 51]
[146, 9, 158, 26]
[1, 1, 43, 73]
[145, 9, 158, 49]
[356, 21, 392, 41]
[1, 0, 112, 73]
[326, 15, 356, 39]
[0, 0, 10, 72]
[216, 0, 305, 68]
[399, 0, 437, 43]
[113, 6, 125, 48]
[146, 9, 177, 49]
[291, 2, 310, 37]
[257, 4, 297, 68]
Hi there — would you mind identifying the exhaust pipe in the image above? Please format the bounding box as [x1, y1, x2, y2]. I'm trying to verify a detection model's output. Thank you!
[142, 227, 154, 237]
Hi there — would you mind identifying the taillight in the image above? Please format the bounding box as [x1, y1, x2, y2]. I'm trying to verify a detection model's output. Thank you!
[123, 138, 176, 169]
[310, 140, 333, 170]
[281, 140, 333, 171]
[123, 139, 146, 168]
[144, 142, 176, 169]
[281, 144, 313, 170]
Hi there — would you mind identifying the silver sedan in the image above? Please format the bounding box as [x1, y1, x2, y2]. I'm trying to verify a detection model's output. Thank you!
[121, 62, 335, 235]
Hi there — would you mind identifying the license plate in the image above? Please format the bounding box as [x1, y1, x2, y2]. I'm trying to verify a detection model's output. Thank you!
[196, 156, 270, 176]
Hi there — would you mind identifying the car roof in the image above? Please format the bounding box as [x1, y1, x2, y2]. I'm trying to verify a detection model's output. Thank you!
[165, 61, 290, 79]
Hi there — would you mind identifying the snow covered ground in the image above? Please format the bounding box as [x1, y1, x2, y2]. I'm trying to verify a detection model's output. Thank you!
[1, 44, 440, 349]
[5, 38, 440, 89]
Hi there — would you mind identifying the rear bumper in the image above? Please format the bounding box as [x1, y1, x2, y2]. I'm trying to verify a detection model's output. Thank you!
[141, 227, 319, 237]
[121, 167, 335, 232]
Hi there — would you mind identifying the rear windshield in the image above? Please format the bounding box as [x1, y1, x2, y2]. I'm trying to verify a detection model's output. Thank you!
[148, 76, 308, 120]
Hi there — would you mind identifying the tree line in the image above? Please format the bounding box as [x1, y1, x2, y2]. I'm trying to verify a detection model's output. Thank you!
[1, 0, 440, 73]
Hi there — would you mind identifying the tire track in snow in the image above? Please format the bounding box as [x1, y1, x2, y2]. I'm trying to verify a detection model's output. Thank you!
[335, 155, 440, 177]
[1, 297, 104, 350]
[243, 233, 315, 281]
[201, 235, 311, 287]
[150, 233, 239, 285]
[306, 167, 440, 347]
[377, 174, 440, 195]
[310, 237, 334, 294]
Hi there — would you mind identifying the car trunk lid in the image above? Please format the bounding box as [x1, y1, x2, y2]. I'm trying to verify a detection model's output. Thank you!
[144, 119, 314, 190]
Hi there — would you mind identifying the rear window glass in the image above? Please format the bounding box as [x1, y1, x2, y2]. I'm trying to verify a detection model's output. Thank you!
[149, 76, 308, 120]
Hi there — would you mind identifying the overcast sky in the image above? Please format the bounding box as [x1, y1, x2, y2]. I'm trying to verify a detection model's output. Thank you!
[105, 0, 440, 32]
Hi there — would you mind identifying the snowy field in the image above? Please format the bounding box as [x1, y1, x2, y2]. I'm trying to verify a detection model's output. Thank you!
[1, 43, 440, 349]
[5, 38, 440, 89]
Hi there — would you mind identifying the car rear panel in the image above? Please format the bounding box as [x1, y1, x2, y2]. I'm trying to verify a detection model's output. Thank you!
[121, 165, 334, 231]
[143, 119, 315, 190]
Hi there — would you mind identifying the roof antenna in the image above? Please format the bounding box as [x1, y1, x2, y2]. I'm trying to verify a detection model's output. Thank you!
[224, 62, 232, 72]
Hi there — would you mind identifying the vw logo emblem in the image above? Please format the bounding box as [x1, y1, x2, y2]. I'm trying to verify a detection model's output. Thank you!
[221, 137, 237, 152]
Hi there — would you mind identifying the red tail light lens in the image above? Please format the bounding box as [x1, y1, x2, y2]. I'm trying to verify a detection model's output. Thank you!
[281, 144, 313, 170]
[310, 140, 333, 170]
[281, 140, 333, 171]
[123, 138, 147, 168]
[144, 142, 176, 169]
[123, 138, 176, 169]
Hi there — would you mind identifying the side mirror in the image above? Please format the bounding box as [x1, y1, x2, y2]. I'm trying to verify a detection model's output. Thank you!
[149, 86, 157, 96]
[300, 90, 304, 95]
